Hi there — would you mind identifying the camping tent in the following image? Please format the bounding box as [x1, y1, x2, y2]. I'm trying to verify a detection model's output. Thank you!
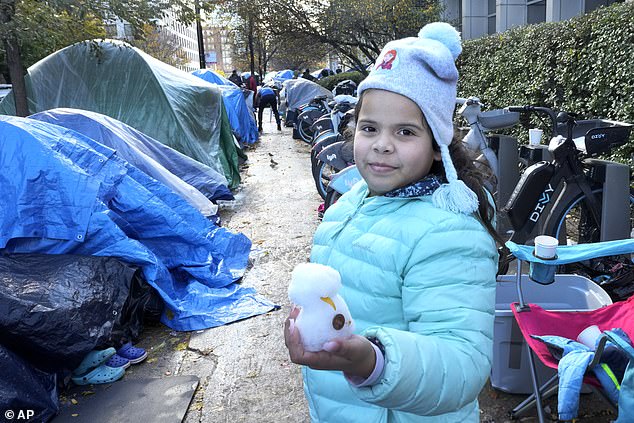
[30, 108, 234, 210]
[274, 69, 295, 83]
[192, 69, 258, 145]
[280, 78, 333, 116]
[0, 115, 276, 331]
[193, 69, 235, 87]
[0, 39, 241, 188]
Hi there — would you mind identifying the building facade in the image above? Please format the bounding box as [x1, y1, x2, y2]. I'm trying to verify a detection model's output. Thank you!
[202, 26, 233, 73]
[104, 10, 200, 72]
[441, 0, 625, 40]
[151, 9, 199, 72]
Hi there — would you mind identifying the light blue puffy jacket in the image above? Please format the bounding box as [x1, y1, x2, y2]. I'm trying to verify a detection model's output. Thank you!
[306, 180, 498, 422]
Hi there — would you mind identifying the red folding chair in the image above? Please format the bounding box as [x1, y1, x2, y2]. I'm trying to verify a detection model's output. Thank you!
[512, 297, 634, 420]
[505, 239, 634, 422]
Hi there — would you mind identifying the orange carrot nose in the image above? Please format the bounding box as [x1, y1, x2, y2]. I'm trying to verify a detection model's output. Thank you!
[320, 296, 336, 311]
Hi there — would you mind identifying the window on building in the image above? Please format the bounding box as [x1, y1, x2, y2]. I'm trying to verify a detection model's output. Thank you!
[457, 0, 462, 32]
[487, 0, 496, 34]
[124, 24, 133, 37]
[527, 0, 546, 24]
[585, 0, 623, 12]
[104, 24, 117, 37]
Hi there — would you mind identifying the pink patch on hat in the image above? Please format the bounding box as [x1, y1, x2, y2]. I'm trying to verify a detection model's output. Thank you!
[376, 49, 398, 70]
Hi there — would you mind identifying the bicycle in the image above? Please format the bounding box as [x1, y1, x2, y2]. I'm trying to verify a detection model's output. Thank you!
[502, 105, 632, 247]
[295, 96, 333, 143]
[312, 135, 354, 200]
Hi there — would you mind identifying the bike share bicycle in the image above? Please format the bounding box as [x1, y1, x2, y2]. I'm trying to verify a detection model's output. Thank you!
[497, 105, 633, 290]
[503, 105, 631, 246]
[295, 96, 333, 143]
[311, 104, 356, 200]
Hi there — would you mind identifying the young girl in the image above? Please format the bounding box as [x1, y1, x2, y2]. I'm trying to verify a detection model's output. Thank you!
[284, 22, 500, 422]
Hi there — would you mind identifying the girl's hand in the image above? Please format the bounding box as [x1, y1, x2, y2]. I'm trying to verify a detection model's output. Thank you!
[284, 306, 376, 378]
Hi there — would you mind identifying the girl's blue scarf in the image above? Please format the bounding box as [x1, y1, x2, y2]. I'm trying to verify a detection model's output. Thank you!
[384, 174, 442, 198]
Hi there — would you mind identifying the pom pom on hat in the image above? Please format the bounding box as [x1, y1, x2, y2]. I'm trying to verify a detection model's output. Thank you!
[418, 22, 462, 61]
[357, 22, 479, 215]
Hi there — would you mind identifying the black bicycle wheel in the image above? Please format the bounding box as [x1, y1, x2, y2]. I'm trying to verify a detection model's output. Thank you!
[324, 189, 341, 212]
[297, 108, 323, 143]
[546, 188, 634, 245]
[312, 160, 337, 200]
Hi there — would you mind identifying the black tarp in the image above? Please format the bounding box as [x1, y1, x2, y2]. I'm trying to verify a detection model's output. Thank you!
[0, 254, 148, 372]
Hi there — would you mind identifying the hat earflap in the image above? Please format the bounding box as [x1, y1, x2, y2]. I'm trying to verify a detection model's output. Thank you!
[431, 144, 479, 214]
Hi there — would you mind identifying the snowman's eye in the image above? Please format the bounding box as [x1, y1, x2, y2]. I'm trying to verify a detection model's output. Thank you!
[332, 314, 345, 330]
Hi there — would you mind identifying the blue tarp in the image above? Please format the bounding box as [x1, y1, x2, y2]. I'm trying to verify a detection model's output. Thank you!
[0, 115, 277, 331]
[192, 69, 235, 87]
[274, 69, 294, 83]
[193, 69, 258, 145]
[29, 108, 233, 204]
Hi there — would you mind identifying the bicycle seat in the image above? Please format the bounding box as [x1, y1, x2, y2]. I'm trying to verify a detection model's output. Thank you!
[479, 109, 520, 130]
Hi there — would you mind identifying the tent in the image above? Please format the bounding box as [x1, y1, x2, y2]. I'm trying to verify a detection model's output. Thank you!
[192, 69, 258, 145]
[263, 71, 278, 85]
[0, 39, 241, 188]
[193, 69, 235, 87]
[280, 78, 333, 116]
[274, 69, 295, 83]
[30, 108, 233, 206]
[0, 115, 276, 331]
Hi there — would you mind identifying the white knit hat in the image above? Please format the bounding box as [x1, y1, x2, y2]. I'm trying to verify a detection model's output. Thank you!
[357, 22, 478, 215]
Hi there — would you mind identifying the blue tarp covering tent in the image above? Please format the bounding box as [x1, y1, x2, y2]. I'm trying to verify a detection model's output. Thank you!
[192, 69, 259, 145]
[30, 108, 233, 205]
[193, 69, 235, 87]
[0, 115, 277, 331]
[274, 69, 295, 83]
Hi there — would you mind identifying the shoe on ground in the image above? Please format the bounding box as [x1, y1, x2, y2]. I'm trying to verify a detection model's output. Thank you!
[105, 353, 131, 369]
[116, 343, 148, 364]
[71, 364, 125, 385]
[73, 347, 116, 376]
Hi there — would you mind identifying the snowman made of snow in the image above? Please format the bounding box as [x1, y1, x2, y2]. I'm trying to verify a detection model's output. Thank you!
[288, 263, 355, 352]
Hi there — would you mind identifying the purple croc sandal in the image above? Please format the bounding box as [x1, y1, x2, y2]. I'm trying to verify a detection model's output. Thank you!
[105, 353, 130, 369]
[117, 343, 147, 364]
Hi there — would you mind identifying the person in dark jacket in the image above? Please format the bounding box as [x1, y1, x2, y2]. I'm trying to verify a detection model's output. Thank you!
[228, 69, 243, 87]
[301, 68, 316, 82]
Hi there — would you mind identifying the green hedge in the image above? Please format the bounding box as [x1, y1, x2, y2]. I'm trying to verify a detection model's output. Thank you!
[457, 2, 634, 164]
[318, 71, 366, 91]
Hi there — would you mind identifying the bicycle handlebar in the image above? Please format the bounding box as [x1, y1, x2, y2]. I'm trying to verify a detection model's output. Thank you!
[456, 96, 482, 107]
[507, 105, 558, 134]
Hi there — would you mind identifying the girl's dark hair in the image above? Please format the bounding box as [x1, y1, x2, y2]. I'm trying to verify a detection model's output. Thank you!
[349, 94, 506, 251]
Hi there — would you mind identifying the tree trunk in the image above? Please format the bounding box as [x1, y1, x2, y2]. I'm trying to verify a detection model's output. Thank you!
[248, 17, 255, 76]
[0, 0, 28, 116]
